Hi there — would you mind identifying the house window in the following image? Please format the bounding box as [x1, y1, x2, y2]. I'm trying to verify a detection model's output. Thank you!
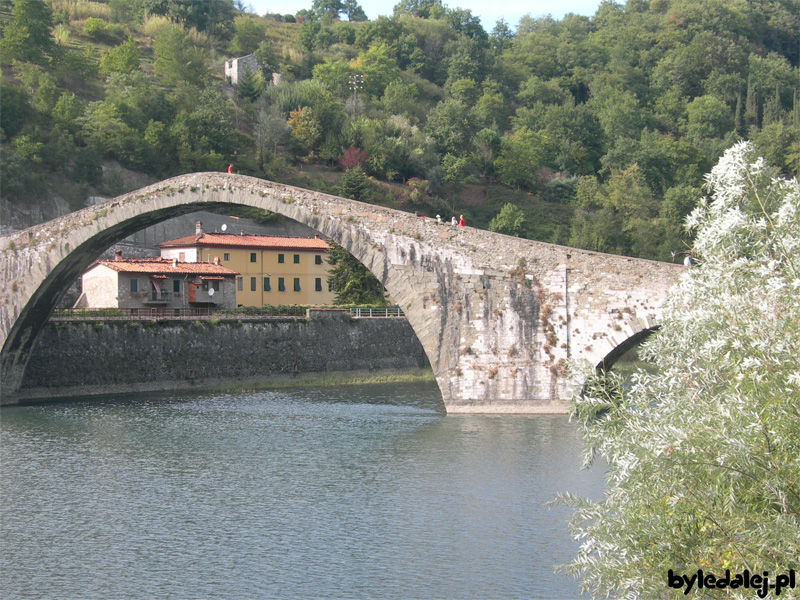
[293, 254, 300, 264]
[224, 253, 230, 261]
[179, 252, 185, 261]
[328, 281, 333, 292]
[315, 255, 323, 265]
[250, 277, 256, 291]
[173, 280, 181, 293]
[237, 277, 243, 291]
[294, 278, 301, 291]
[278, 254, 284, 263]
[250, 252, 257, 263]
[130, 279, 139, 293]
[278, 277, 285, 291]
[264, 277, 271, 291]
[315, 278, 322, 291]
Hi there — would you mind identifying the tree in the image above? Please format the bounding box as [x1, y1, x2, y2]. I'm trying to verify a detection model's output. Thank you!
[342, 0, 368, 22]
[495, 127, 546, 190]
[326, 242, 386, 305]
[229, 15, 266, 56]
[237, 68, 262, 102]
[0, 0, 56, 65]
[101, 36, 141, 75]
[563, 142, 800, 599]
[336, 165, 371, 201]
[424, 98, 473, 156]
[488, 203, 526, 237]
[287, 106, 323, 155]
[153, 26, 207, 86]
[253, 100, 289, 167]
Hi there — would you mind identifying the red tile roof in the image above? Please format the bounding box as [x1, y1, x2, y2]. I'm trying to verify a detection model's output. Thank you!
[158, 233, 332, 251]
[95, 258, 238, 276]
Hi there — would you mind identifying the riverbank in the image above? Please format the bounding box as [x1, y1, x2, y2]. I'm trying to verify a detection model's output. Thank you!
[14, 367, 436, 404]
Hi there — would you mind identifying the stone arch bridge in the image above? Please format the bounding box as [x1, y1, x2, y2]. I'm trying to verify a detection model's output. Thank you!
[0, 173, 684, 411]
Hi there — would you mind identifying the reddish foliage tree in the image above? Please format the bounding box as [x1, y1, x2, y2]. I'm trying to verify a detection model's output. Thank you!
[339, 147, 368, 170]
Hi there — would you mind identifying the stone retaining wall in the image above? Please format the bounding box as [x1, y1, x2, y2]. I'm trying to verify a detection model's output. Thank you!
[18, 313, 428, 400]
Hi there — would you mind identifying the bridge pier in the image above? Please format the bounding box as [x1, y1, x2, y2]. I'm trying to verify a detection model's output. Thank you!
[1, 173, 684, 410]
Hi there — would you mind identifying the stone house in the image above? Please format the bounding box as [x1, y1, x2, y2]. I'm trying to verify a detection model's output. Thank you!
[224, 54, 259, 85]
[75, 253, 239, 311]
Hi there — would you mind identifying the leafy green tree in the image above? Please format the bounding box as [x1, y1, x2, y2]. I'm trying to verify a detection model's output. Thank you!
[326, 242, 386, 305]
[254, 40, 279, 78]
[153, 26, 208, 86]
[353, 44, 401, 99]
[51, 91, 86, 134]
[253, 100, 289, 167]
[0, 0, 56, 65]
[471, 128, 500, 179]
[79, 102, 140, 162]
[686, 94, 734, 143]
[287, 106, 323, 155]
[312, 0, 344, 20]
[424, 98, 473, 156]
[0, 81, 32, 137]
[101, 36, 141, 74]
[381, 80, 422, 122]
[495, 127, 546, 190]
[541, 102, 604, 175]
[229, 15, 266, 56]
[342, 0, 368, 22]
[488, 203, 526, 237]
[142, 0, 235, 39]
[563, 142, 800, 599]
[474, 85, 509, 131]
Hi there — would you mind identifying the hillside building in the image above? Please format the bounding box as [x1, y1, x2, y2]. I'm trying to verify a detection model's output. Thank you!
[157, 222, 336, 307]
[224, 54, 259, 85]
[76, 253, 239, 311]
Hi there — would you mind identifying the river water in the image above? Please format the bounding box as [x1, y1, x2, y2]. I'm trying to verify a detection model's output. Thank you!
[1, 381, 605, 600]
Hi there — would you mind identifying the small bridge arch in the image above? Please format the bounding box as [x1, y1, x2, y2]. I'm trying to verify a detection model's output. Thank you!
[0, 173, 684, 410]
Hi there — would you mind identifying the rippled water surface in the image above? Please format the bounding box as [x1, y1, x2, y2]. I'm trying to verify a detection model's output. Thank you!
[1, 382, 605, 599]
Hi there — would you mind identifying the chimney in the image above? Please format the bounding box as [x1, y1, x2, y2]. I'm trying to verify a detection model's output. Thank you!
[213, 256, 220, 265]
[195, 221, 203, 235]
[114, 250, 122, 261]
[172, 258, 178, 268]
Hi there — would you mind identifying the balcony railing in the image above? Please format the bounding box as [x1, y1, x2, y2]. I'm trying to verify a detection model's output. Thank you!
[348, 307, 405, 318]
[50, 305, 407, 322]
[143, 291, 170, 303]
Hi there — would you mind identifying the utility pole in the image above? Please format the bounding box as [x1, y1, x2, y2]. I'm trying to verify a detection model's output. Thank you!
[349, 73, 363, 116]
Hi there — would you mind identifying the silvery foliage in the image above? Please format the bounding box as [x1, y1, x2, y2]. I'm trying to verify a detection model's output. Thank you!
[562, 142, 800, 599]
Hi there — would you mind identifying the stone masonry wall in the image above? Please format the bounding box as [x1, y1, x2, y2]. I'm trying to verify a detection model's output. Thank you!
[19, 314, 428, 400]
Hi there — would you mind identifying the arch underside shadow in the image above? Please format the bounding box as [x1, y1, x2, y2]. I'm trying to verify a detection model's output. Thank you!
[596, 326, 659, 372]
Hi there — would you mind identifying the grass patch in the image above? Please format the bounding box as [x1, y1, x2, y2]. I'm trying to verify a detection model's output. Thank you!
[209, 367, 435, 393]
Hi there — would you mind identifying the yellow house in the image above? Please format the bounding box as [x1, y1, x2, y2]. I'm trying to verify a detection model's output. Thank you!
[157, 222, 336, 307]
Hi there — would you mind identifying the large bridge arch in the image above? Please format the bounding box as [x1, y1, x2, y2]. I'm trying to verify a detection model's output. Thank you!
[1, 173, 685, 410]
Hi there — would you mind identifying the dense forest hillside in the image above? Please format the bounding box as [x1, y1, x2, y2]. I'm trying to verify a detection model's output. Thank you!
[1, 0, 798, 262]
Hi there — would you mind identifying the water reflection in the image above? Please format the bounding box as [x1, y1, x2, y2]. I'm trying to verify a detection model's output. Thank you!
[1, 383, 604, 600]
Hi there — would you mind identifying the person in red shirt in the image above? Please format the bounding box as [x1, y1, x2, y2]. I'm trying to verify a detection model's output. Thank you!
[227, 164, 233, 173]
[458, 214, 465, 226]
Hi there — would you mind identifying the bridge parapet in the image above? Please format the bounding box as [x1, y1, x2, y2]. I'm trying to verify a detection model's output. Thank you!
[1, 173, 685, 410]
